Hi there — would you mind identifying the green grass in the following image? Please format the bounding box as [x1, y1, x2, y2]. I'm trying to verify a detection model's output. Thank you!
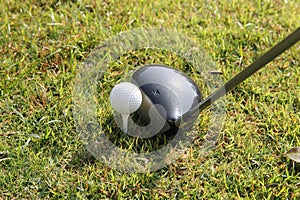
[1, 0, 300, 199]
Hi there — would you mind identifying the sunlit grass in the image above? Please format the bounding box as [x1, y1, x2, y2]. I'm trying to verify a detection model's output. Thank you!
[1, 0, 299, 198]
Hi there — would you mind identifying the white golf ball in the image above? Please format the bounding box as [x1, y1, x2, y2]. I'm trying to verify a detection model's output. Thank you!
[110, 82, 142, 115]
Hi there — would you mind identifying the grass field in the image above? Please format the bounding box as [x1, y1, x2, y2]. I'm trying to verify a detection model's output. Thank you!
[1, 0, 300, 199]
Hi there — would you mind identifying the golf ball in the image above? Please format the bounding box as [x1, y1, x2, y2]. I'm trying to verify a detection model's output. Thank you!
[110, 82, 142, 115]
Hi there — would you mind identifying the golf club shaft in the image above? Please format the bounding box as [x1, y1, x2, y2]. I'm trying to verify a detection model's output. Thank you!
[177, 27, 300, 127]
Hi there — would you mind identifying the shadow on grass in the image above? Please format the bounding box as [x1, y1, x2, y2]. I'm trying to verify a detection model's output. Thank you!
[285, 158, 300, 175]
[103, 115, 179, 153]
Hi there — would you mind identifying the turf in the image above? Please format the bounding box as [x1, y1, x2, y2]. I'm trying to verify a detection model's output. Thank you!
[1, 0, 300, 199]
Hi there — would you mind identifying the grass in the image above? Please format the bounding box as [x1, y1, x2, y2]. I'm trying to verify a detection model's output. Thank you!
[1, 0, 300, 199]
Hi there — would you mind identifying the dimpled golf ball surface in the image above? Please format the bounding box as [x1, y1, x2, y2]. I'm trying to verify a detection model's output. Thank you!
[110, 82, 142, 114]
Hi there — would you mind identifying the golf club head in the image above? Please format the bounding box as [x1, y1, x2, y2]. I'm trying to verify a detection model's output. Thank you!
[130, 64, 202, 136]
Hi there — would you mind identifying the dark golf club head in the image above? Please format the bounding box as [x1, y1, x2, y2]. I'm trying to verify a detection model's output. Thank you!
[130, 27, 300, 136]
[130, 64, 202, 136]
